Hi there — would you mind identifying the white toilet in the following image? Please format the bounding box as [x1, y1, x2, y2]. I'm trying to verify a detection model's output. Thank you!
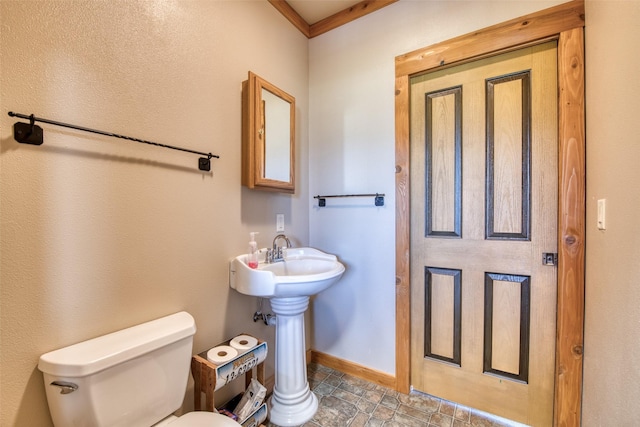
[38, 312, 241, 427]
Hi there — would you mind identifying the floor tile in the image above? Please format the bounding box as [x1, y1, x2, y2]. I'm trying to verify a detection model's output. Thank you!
[265, 363, 528, 427]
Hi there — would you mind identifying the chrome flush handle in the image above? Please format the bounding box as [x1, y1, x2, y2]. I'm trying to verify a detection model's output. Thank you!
[50, 380, 78, 395]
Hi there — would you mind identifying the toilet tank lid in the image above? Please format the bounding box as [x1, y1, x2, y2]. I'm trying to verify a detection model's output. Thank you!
[38, 312, 196, 377]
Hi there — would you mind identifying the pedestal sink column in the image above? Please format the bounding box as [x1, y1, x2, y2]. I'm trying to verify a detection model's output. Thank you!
[268, 296, 318, 426]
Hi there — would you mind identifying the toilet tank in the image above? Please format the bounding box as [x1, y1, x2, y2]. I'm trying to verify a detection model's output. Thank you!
[38, 312, 196, 427]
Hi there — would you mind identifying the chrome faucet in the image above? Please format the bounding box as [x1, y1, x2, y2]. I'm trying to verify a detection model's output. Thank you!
[267, 234, 291, 263]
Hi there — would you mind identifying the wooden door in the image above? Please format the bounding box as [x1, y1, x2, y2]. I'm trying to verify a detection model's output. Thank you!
[410, 41, 558, 426]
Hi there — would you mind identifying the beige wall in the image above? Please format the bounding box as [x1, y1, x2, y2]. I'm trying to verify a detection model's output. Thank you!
[0, 1, 309, 425]
[583, 1, 640, 425]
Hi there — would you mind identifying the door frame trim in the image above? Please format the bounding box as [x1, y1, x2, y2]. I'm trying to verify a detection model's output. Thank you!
[394, 1, 585, 425]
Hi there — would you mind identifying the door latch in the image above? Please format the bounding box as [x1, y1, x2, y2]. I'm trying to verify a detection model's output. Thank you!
[542, 252, 558, 266]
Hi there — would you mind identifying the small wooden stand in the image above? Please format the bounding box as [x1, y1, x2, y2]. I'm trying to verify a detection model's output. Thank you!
[190, 337, 266, 412]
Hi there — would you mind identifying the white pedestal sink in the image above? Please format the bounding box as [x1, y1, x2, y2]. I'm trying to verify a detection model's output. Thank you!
[229, 247, 345, 426]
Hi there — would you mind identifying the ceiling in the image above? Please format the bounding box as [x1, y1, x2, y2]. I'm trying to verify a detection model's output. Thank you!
[268, 0, 398, 38]
[288, 0, 363, 24]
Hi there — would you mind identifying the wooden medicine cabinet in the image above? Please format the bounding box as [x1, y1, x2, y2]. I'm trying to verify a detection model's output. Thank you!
[242, 72, 295, 193]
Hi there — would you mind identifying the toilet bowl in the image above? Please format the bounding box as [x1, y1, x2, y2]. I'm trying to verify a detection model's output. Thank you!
[38, 312, 240, 427]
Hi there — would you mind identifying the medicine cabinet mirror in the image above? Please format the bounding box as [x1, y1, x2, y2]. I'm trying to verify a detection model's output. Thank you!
[242, 71, 295, 193]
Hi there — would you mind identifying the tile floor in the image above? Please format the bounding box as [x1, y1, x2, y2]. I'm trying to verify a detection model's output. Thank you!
[266, 363, 527, 427]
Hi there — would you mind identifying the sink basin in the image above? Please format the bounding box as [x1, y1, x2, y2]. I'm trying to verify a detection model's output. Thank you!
[229, 247, 345, 298]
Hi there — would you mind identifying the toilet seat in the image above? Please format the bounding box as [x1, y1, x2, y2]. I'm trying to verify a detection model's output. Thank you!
[169, 411, 241, 426]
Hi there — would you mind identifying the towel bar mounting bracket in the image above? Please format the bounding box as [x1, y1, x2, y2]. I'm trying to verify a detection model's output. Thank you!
[13, 116, 44, 146]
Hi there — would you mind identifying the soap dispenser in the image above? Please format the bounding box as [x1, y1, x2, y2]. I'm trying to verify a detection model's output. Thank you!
[247, 232, 259, 269]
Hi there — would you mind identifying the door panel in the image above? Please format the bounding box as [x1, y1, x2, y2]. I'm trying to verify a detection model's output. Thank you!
[410, 42, 558, 426]
[486, 72, 530, 239]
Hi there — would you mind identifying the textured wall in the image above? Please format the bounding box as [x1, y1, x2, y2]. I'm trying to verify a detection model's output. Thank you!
[583, 1, 640, 425]
[0, 1, 308, 425]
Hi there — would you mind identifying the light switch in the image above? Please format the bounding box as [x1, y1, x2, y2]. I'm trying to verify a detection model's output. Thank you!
[597, 199, 606, 230]
[276, 214, 285, 232]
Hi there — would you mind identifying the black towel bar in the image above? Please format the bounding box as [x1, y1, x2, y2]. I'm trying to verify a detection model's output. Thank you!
[314, 193, 385, 207]
[8, 111, 219, 171]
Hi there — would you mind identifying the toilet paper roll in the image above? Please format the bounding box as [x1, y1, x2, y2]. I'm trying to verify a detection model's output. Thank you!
[207, 345, 238, 364]
[229, 334, 258, 351]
